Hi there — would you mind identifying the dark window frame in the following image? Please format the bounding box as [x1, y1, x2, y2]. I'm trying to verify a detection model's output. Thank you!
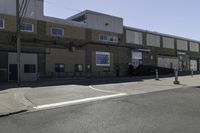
[96, 52, 110, 66]
[51, 28, 64, 37]
[74, 64, 83, 72]
[24, 64, 36, 73]
[55, 63, 65, 72]
[20, 23, 34, 32]
[0, 19, 5, 29]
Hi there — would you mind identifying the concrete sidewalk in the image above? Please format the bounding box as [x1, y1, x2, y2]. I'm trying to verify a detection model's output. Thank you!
[93, 75, 200, 95]
[0, 92, 27, 116]
[0, 74, 200, 115]
[21, 75, 200, 111]
[25, 85, 115, 107]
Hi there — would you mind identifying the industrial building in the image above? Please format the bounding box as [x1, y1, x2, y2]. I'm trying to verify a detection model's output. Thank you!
[0, 0, 200, 82]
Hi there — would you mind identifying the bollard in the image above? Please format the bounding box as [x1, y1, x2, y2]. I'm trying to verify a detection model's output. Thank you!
[155, 69, 159, 80]
[191, 69, 194, 77]
[173, 70, 180, 84]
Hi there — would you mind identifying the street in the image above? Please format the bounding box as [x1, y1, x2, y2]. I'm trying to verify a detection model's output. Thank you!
[0, 86, 200, 133]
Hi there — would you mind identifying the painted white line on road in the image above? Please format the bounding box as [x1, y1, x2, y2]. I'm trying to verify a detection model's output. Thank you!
[89, 85, 121, 94]
[34, 93, 128, 110]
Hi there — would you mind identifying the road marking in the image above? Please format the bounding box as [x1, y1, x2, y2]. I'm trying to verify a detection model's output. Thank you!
[34, 93, 127, 110]
[89, 85, 121, 94]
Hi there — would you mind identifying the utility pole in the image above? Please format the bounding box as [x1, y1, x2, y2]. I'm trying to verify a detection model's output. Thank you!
[16, 0, 21, 84]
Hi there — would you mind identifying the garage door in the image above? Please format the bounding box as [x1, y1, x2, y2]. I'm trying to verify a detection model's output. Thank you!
[190, 59, 198, 71]
[157, 56, 178, 69]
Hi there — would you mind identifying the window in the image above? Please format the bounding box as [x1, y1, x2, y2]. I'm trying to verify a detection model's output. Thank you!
[163, 37, 174, 49]
[146, 34, 160, 47]
[113, 36, 119, 43]
[51, 28, 64, 37]
[189, 42, 199, 52]
[99, 35, 108, 41]
[20, 23, 34, 32]
[109, 36, 118, 43]
[126, 30, 143, 45]
[96, 52, 110, 66]
[72, 15, 86, 23]
[103, 67, 110, 72]
[55, 64, 65, 72]
[177, 40, 188, 51]
[99, 34, 118, 43]
[109, 36, 114, 42]
[24, 64, 36, 73]
[75, 64, 83, 72]
[0, 19, 5, 29]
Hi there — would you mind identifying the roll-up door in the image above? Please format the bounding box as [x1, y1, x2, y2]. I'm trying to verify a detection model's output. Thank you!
[157, 56, 178, 69]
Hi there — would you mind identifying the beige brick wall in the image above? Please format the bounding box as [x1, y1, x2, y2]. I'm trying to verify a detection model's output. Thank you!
[46, 48, 85, 73]
[46, 22, 85, 40]
[0, 14, 37, 34]
[0, 14, 16, 32]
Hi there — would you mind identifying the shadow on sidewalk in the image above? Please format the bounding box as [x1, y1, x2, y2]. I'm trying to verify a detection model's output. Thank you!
[0, 77, 145, 91]
[0, 72, 198, 91]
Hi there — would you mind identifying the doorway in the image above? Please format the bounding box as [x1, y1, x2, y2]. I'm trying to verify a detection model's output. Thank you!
[9, 64, 18, 81]
[190, 59, 198, 71]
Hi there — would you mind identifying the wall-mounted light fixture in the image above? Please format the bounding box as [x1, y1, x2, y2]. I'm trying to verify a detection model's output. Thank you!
[105, 23, 109, 26]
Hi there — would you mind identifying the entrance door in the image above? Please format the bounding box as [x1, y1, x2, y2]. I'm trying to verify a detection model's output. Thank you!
[9, 64, 18, 81]
[190, 60, 198, 71]
[131, 52, 143, 68]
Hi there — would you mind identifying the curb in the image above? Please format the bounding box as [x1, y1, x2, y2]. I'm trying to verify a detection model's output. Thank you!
[0, 109, 28, 117]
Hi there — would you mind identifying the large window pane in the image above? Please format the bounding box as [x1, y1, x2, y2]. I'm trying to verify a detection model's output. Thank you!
[0, 19, 4, 29]
[20, 23, 33, 32]
[99, 34, 118, 43]
[55, 64, 65, 72]
[51, 28, 64, 37]
[96, 52, 110, 66]
[75, 64, 83, 72]
[24, 64, 36, 73]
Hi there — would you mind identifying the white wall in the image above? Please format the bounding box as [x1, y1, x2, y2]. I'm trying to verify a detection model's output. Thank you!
[177, 40, 188, 51]
[86, 13, 123, 33]
[126, 30, 143, 45]
[147, 34, 160, 47]
[8, 53, 38, 81]
[0, 0, 44, 20]
[163, 37, 174, 49]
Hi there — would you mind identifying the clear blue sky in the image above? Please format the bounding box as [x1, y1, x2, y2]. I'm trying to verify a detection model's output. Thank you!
[44, 0, 200, 41]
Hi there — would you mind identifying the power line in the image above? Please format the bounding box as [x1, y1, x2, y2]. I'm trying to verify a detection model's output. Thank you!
[44, 0, 82, 13]
[20, 0, 31, 23]
[19, 0, 26, 13]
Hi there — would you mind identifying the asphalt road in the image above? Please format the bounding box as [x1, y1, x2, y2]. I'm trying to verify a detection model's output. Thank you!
[0, 87, 200, 133]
